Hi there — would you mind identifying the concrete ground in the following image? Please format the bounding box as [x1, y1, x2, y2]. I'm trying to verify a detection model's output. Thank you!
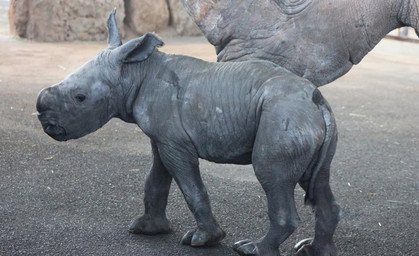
[0, 35, 418, 256]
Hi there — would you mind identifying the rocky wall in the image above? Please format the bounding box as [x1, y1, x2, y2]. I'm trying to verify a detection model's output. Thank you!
[8, 0, 201, 42]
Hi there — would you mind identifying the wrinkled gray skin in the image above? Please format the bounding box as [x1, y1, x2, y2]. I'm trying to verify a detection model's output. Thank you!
[37, 11, 340, 256]
[182, 0, 419, 86]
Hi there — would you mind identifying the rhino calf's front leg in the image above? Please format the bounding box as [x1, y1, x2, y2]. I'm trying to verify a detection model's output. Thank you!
[156, 142, 226, 246]
[129, 140, 172, 235]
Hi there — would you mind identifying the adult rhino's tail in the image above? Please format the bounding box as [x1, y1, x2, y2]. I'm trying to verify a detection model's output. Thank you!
[304, 89, 338, 205]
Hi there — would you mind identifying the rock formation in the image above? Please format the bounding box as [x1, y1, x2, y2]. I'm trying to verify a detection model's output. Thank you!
[9, 0, 125, 41]
[167, 0, 201, 36]
[124, 0, 169, 36]
[8, 0, 201, 41]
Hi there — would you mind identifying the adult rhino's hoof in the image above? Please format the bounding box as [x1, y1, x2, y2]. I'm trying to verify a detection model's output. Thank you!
[233, 240, 279, 256]
[129, 214, 171, 235]
[181, 227, 226, 247]
[294, 238, 338, 256]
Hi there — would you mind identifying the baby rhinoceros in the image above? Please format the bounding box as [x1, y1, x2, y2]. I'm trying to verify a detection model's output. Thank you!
[36, 11, 340, 256]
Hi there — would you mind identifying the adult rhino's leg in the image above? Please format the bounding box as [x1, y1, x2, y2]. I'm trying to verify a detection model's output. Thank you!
[129, 140, 172, 235]
[296, 138, 340, 256]
[157, 143, 225, 247]
[234, 112, 303, 256]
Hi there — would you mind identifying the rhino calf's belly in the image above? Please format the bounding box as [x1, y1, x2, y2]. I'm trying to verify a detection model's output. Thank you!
[186, 121, 256, 164]
[198, 142, 253, 164]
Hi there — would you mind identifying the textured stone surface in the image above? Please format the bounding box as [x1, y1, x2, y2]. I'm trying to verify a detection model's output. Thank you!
[8, 0, 203, 41]
[9, 0, 125, 41]
[168, 0, 201, 36]
[8, 0, 28, 37]
[124, 0, 169, 35]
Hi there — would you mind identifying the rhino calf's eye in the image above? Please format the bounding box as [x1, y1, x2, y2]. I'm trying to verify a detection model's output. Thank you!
[75, 94, 87, 102]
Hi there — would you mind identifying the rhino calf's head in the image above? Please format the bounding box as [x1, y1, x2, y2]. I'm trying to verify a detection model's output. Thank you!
[36, 10, 163, 141]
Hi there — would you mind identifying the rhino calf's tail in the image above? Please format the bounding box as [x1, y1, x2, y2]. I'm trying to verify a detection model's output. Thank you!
[305, 89, 338, 206]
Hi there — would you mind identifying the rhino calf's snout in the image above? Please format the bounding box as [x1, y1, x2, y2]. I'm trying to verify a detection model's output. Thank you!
[36, 87, 54, 113]
[36, 86, 68, 141]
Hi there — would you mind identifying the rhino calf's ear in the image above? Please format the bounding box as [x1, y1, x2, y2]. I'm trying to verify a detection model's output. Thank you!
[123, 33, 164, 63]
[107, 8, 122, 49]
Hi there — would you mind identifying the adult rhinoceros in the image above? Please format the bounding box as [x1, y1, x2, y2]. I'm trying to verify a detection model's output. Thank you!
[182, 0, 418, 86]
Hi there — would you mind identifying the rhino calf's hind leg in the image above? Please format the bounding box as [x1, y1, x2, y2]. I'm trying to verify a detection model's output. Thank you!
[296, 135, 340, 256]
[233, 154, 301, 256]
[129, 140, 172, 235]
[234, 112, 307, 256]
[296, 172, 340, 256]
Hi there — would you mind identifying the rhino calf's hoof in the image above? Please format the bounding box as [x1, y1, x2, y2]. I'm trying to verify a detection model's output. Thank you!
[294, 238, 313, 253]
[181, 227, 226, 246]
[233, 239, 280, 256]
[129, 214, 171, 235]
[295, 239, 338, 256]
[233, 239, 259, 256]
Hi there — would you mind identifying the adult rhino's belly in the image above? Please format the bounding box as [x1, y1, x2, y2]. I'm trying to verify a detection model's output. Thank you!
[217, 34, 353, 87]
[270, 44, 353, 87]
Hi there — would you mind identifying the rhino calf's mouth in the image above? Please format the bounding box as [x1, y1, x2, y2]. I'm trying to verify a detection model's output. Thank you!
[37, 113, 67, 141]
